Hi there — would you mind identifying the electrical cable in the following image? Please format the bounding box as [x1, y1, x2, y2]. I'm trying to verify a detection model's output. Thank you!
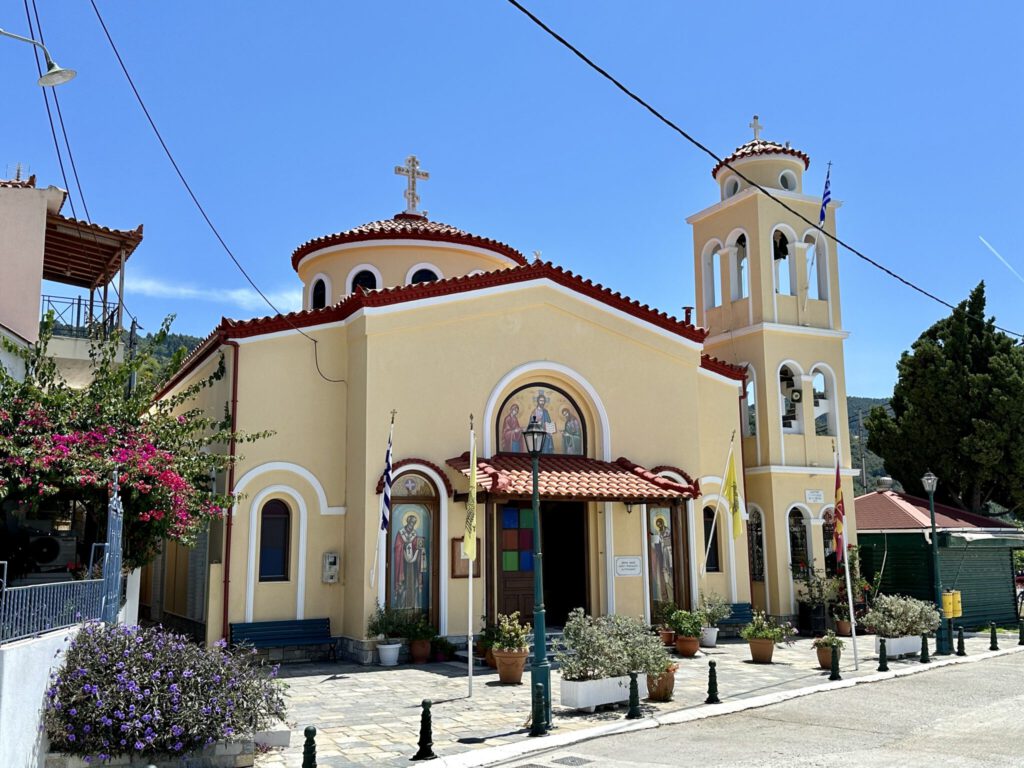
[87, 0, 343, 383]
[503, 0, 1023, 340]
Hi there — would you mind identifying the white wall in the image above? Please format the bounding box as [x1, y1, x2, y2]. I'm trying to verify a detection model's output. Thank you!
[0, 325, 27, 381]
[0, 627, 78, 768]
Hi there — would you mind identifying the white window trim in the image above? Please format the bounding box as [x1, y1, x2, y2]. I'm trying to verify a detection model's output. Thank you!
[405, 262, 444, 285]
[345, 263, 383, 295]
[779, 169, 797, 192]
[308, 273, 332, 310]
[246, 486, 308, 622]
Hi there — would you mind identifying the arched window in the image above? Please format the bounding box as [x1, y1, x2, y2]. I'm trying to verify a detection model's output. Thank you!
[311, 279, 327, 310]
[743, 365, 757, 437]
[258, 499, 290, 581]
[702, 507, 721, 573]
[803, 234, 828, 301]
[388, 472, 440, 624]
[773, 231, 794, 295]
[702, 243, 722, 310]
[747, 508, 765, 582]
[788, 508, 810, 580]
[351, 269, 377, 292]
[496, 384, 586, 456]
[779, 365, 803, 434]
[731, 234, 749, 300]
[410, 268, 439, 285]
[822, 508, 837, 577]
[811, 368, 835, 436]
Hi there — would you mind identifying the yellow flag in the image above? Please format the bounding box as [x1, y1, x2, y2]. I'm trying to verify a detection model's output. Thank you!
[464, 429, 477, 559]
[724, 446, 742, 538]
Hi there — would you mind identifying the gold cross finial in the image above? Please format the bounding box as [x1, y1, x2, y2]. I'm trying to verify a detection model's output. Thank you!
[394, 155, 429, 214]
[749, 115, 763, 141]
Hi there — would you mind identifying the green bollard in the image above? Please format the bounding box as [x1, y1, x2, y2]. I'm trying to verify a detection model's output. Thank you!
[828, 647, 842, 681]
[877, 637, 889, 672]
[705, 660, 721, 704]
[411, 699, 437, 760]
[529, 683, 547, 737]
[1018, 620, 1023, 646]
[990, 622, 999, 651]
[956, 626, 966, 656]
[302, 725, 317, 768]
[625, 672, 642, 719]
[919, 633, 930, 663]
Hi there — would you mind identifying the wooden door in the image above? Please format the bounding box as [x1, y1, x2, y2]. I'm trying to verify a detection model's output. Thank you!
[497, 504, 536, 617]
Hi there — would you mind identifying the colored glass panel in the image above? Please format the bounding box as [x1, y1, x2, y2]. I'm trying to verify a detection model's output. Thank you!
[519, 551, 533, 572]
[503, 508, 519, 529]
[502, 530, 519, 550]
[519, 508, 533, 528]
[503, 551, 519, 571]
[518, 529, 533, 550]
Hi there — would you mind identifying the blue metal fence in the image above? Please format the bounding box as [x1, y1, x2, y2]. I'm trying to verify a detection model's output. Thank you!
[0, 578, 105, 644]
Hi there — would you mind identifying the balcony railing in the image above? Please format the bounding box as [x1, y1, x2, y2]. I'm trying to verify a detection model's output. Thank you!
[40, 294, 119, 340]
[0, 577, 106, 644]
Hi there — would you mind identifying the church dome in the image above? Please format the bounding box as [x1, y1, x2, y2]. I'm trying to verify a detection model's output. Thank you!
[711, 138, 810, 180]
[713, 118, 812, 200]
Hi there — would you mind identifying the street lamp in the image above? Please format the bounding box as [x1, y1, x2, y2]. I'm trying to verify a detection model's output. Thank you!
[921, 471, 950, 654]
[0, 27, 77, 86]
[522, 415, 550, 735]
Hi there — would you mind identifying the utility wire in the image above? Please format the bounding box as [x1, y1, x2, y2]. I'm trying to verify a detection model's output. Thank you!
[504, 0, 1023, 340]
[87, 0, 343, 383]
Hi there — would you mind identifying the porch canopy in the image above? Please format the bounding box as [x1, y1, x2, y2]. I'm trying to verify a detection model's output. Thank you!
[446, 453, 699, 503]
[43, 213, 143, 289]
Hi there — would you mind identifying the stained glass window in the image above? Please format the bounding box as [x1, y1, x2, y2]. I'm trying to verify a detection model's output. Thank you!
[501, 506, 534, 573]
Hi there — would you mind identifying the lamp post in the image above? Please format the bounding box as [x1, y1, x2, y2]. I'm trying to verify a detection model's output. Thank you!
[522, 415, 550, 734]
[921, 471, 950, 654]
[0, 28, 76, 86]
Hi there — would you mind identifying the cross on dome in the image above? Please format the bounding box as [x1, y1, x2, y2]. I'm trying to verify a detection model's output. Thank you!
[749, 115, 763, 141]
[394, 154, 429, 215]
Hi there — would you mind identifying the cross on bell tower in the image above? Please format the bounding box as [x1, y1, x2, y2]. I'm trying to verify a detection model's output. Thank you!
[749, 115, 763, 141]
[394, 154, 430, 215]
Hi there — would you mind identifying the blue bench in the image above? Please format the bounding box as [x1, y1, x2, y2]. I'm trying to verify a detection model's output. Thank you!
[230, 618, 336, 661]
[717, 602, 754, 635]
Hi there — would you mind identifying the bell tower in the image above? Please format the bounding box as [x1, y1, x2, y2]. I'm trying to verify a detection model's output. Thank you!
[686, 117, 857, 618]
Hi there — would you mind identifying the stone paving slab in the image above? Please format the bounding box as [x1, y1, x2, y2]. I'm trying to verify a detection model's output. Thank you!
[256, 631, 1022, 768]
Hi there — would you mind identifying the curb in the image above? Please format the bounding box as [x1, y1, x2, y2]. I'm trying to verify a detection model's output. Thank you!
[437, 644, 1024, 767]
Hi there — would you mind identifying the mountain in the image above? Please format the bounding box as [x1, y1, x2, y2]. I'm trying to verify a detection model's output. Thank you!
[138, 332, 204, 365]
[846, 396, 896, 495]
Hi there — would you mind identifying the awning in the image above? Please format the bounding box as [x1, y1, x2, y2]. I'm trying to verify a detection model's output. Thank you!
[947, 532, 1024, 546]
[43, 213, 143, 289]
[446, 453, 699, 502]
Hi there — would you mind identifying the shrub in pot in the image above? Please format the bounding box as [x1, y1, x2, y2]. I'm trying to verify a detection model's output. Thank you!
[43, 622, 286, 765]
[652, 600, 677, 646]
[861, 594, 940, 657]
[698, 593, 732, 647]
[491, 611, 531, 684]
[811, 630, 845, 670]
[740, 611, 795, 663]
[668, 609, 702, 657]
[646, 657, 679, 702]
[368, 601, 408, 666]
[406, 618, 437, 664]
[431, 636, 456, 662]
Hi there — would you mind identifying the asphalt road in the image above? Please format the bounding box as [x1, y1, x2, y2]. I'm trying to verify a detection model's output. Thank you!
[507, 652, 1024, 768]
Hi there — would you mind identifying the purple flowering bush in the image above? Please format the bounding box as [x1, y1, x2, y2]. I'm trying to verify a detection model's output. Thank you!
[43, 623, 286, 762]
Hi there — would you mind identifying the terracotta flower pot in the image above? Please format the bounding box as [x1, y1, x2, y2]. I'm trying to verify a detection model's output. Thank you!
[747, 637, 775, 664]
[659, 628, 677, 646]
[674, 635, 700, 658]
[835, 619, 852, 637]
[410, 639, 432, 664]
[485, 647, 497, 668]
[646, 664, 678, 702]
[815, 645, 840, 670]
[492, 648, 529, 684]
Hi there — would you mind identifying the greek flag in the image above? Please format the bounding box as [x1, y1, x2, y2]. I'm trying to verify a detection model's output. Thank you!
[380, 424, 393, 531]
[819, 166, 832, 226]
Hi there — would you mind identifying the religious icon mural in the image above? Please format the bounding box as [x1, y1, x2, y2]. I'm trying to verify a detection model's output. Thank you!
[496, 384, 586, 455]
[648, 507, 675, 605]
[389, 503, 432, 615]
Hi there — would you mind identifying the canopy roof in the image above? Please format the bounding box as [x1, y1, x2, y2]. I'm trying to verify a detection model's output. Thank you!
[43, 213, 143, 289]
[854, 490, 1017, 532]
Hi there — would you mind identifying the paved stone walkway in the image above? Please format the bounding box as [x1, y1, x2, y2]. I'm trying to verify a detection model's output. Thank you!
[257, 631, 1018, 767]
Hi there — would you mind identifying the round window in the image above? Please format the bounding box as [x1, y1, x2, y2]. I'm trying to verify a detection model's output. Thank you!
[725, 178, 740, 198]
[779, 170, 796, 191]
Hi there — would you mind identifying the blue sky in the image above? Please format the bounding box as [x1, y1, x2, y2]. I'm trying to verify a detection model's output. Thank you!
[3, 1, 1022, 397]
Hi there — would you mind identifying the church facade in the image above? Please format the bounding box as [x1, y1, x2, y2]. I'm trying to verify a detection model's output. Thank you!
[149, 130, 856, 657]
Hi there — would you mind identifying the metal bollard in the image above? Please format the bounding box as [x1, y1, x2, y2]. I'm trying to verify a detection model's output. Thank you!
[1018, 620, 1023, 646]
[877, 637, 889, 672]
[411, 699, 437, 760]
[625, 672, 642, 719]
[990, 622, 999, 651]
[302, 725, 317, 768]
[919, 633, 930, 663]
[956, 626, 966, 656]
[529, 683, 547, 737]
[704, 660, 721, 704]
[828, 647, 842, 681]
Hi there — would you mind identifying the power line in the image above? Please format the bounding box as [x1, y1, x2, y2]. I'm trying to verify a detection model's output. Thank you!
[503, 0, 1023, 340]
[87, 0, 343, 383]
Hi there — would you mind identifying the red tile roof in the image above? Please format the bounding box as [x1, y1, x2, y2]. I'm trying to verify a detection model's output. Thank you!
[712, 139, 810, 179]
[854, 490, 1017, 531]
[291, 212, 527, 270]
[375, 458, 453, 497]
[446, 453, 699, 501]
[701, 353, 747, 382]
[0, 175, 36, 189]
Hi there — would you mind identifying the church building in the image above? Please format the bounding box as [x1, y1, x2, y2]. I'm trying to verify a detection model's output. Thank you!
[149, 123, 857, 659]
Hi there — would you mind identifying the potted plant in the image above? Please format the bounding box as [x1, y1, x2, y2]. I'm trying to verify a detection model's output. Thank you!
[406, 617, 437, 664]
[794, 565, 837, 635]
[431, 636, 456, 662]
[698, 593, 732, 648]
[477, 619, 500, 668]
[831, 600, 853, 637]
[668, 609, 703, 658]
[491, 611, 531, 684]
[652, 600, 677, 646]
[367, 601, 408, 666]
[862, 594, 940, 657]
[646, 656, 679, 702]
[812, 630, 845, 670]
[740, 611, 795, 664]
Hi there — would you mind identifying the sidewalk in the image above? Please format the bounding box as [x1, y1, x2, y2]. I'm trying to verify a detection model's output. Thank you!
[258, 631, 1024, 768]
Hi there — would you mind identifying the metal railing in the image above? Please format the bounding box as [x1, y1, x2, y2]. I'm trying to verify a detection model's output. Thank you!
[40, 294, 119, 339]
[0, 577, 106, 644]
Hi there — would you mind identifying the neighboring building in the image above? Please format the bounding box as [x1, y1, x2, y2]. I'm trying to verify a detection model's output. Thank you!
[152, 125, 857, 658]
[856, 485, 1024, 627]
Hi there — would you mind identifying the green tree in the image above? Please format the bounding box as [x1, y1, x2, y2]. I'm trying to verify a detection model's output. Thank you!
[866, 283, 1024, 517]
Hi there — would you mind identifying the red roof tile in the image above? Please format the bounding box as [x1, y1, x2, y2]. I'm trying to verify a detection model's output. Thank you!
[291, 212, 527, 270]
[375, 458, 454, 497]
[446, 453, 698, 501]
[853, 490, 1017, 531]
[701, 353, 747, 382]
[712, 139, 810, 179]
[0, 175, 36, 189]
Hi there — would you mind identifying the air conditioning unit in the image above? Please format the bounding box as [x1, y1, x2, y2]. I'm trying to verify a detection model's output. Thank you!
[790, 389, 803, 403]
[29, 534, 78, 569]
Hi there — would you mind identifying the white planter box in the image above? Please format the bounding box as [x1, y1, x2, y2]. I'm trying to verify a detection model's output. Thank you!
[378, 641, 401, 666]
[700, 627, 719, 648]
[560, 675, 648, 713]
[874, 635, 919, 657]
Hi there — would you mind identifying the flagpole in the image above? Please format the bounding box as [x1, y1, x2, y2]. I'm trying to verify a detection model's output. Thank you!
[371, 412, 395, 607]
[468, 418, 475, 698]
[701, 431, 736, 579]
[837, 446, 859, 670]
